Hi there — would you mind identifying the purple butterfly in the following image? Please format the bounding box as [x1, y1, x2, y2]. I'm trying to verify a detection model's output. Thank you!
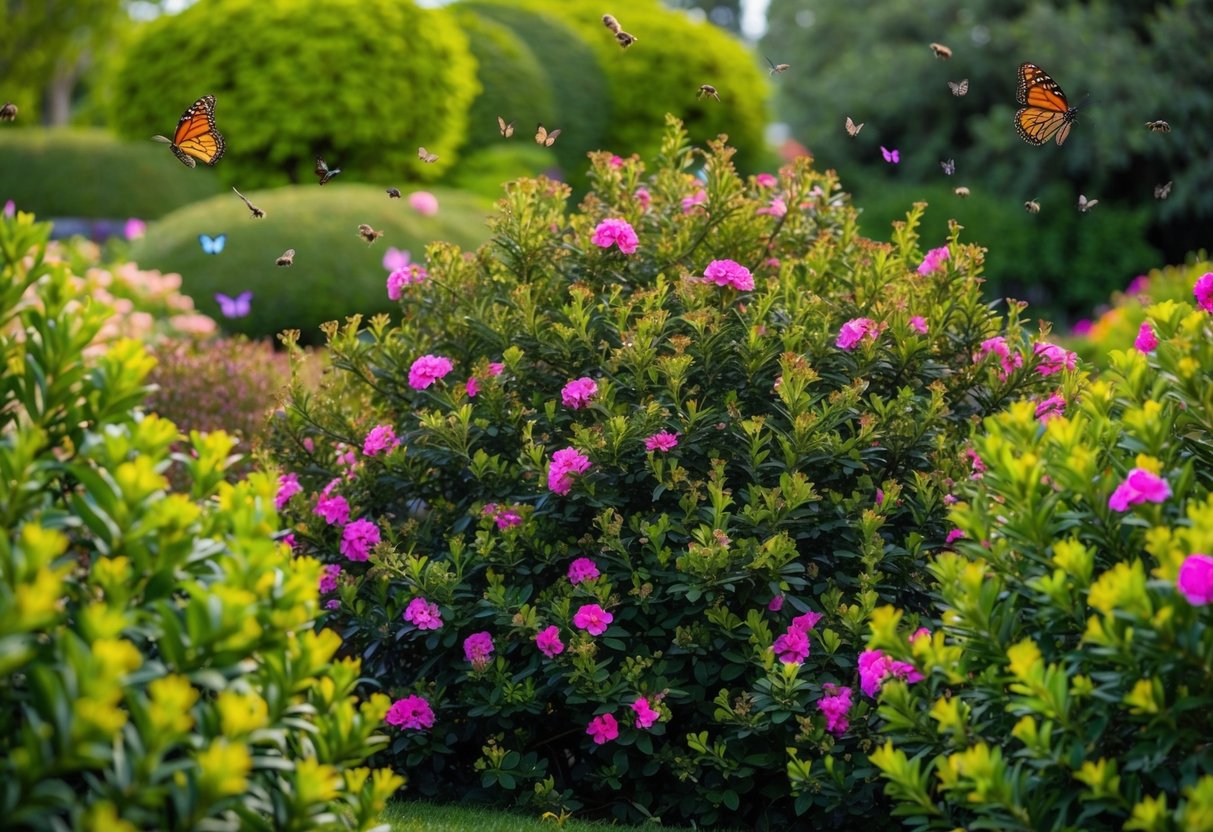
[215, 291, 252, 318]
[880, 146, 900, 164]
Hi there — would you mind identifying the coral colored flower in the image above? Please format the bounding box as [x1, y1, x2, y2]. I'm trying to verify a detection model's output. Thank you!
[836, 317, 879, 350]
[767, 594, 784, 612]
[387, 264, 428, 300]
[363, 424, 398, 456]
[385, 694, 434, 730]
[917, 246, 949, 275]
[633, 187, 651, 210]
[383, 247, 411, 272]
[403, 597, 443, 630]
[587, 713, 619, 745]
[315, 494, 350, 526]
[755, 172, 778, 188]
[408, 354, 453, 389]
[909, 316, 929, 334]
[1108, 468, 1171, 512]
[536, 625, 564, 658]
[817, 683, 852, 736]
[945, 528, 965, 545]
[631, 697, 660, 729]
[341, 518, 380, 561]
[124, 218, 146, 240]
[319, 564, 341, 594]
[644, 431, 679, 452]
[703, 259, 754, 291]
[1035, 393, 1066, 422]
[1134, 322, 1159, 353]
[573, 603, 614, 636]
[1177, 554, 1213, 605]
[773, 625, 810, 664]
[756, 197, 787, 217]
[858, 649, 922, 698]
[791, 610, 823, 632]
[1194, 272, 1213, 313]
[464, 632, 494, 669]
[681, 189, 707, 212]
[1033, 342, 1077, 376]
[408, 191, 439, 216]
[567, 557, 600, 585]
[591, 218, 639, 254]
[276, 472, 301, 510]
[561, 377, 599, 409]
[548, 447, 591, 495]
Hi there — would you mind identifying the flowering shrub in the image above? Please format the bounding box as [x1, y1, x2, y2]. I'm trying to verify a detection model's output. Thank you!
[868, 271, 1213, 830]
[267, 118, 1071, 826]
[0, 211, 401, 828]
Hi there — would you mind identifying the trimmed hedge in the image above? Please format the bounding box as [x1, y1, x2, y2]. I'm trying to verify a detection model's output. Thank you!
[128, 183, 494, 342]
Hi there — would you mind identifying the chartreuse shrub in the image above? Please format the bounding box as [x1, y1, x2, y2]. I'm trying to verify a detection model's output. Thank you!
[867, 275, 1213, 828]
[108, 0, 478, 188]
[266, 117, 1073, 828]
[0, 210, 401, 828]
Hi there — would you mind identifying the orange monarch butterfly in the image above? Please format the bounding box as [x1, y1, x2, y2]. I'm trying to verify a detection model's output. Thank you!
[152, 95, 225, 167]
[1015, 63, 1078, 146]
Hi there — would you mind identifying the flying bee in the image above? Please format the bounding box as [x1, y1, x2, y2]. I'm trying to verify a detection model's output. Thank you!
[417, 146, 438, 163]
[602, 13, 621, 32]
[231, 187, 265, 218]
[766, 56, 790, 75]
[1154, 181, 1172, 200]
[357, 224, 384, 244]
[497, 116, 515, 138]
[929, 42, 953, 60]
[386, 187, 401, 199]
[697, 84, 720, 101]
[602, 13, 636, 47]
[948, 78, 969, 96]
[614, 30, 638, 48]
[0, 102, 16, 121]
[953, 185, 971, 198]
[314, 156, 341, 185]
[844, 116, 864, 137]
[1077, 194, 1099, 213]
[940, 158, 956, 175]
[1024, 198, 1041, 214]
[276, 248, 296, 267]
[1145, 120, 1171, 133]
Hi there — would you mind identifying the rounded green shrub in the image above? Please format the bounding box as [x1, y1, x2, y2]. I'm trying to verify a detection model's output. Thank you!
[446, 143, 561, 200]
[0, 128, 223, 219]
[127, 183, 493, 342]
[107, 0, 479, 188]
[869, 277, 1213, 831]
[265, 119, 1068, 827]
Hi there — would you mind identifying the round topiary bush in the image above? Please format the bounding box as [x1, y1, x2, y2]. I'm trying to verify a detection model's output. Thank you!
[107, 0, 479, 188]
[127, 183, 493, 342]
[264, 118, 1070, 827]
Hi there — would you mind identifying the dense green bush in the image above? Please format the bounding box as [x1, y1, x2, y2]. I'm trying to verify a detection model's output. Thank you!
[265, 118, 1069, 827]
[0, 209, 402, 829]
[107, 0, 479, 188]
[0, 129, 223, 219]
[128, 183, 493, 342]
[869, 272, 1213, 830]
[446, 144, 562, 201]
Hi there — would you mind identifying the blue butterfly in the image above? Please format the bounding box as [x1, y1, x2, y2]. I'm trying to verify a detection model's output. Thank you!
[215, 291, 252, 318]
[199, 233, 227, 255]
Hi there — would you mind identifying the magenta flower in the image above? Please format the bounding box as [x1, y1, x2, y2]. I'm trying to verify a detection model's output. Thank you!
[319, 564, 341, 594]
[858, 649, 922, 698]
[631, 696, 660, 729]
[974, 336, 1023, 379]
[124, 218, 147, 241]
[409, 191, 439, 216]
[573, 603, 614, 636]
[756, 197, 787, 217]
[836, 317, 880, 350]
[586, 713, 619, 745]
[945, 528, 966, 545]
[1033, 342, 1077, 376]
[817, 683, 853, 736]
[363, 424, 398, 456]
[408, 354, 453, 390]
[1134, 322, 1159, 353]
[1108, 468, 1171, 512]
[681, 188, 707, 213]
[495, 509, 522, 529]
[1195, 272, 1213, 313]
[909, 316, 929, 334]
[773, 625, 810, 664]
[315, 494, 350, 526]
[791, 610, 823, 632]
[464, 632, 494, 669]
[703, 259, 754, 291]
[385, 694, 435, 730]
[917, 246, 949, 275]
[634, 187, 651, 210]
[909, 627, 931, 644]
[403, 597, 443, 630]
[567, 557, 600, 585]
[561, 377, 599, 409]
[340, 518, 380, 562]
[465, 377, 480, 397]
[1126, 275, 1150, 296]
[767, 594, 784, 612]
[608, 155, 624, 168]
[965, 448, 987, 475]
[755, 172, 778, 188]
[383, 247, 411, 272]
[1177, 554, 1213, 605]
[536, 625, 564, 658]
[276, 472, 302, 510]
[1035, 393, 1066, 422]
[487, 362, 504, 377]
[2, 200, 14, 218]
[591, 218, 639, 254]
[387, 264, 428, 300]
[1072, 319, 1093, 336]
[644, 431, 679, 452]
[548, 447, 591, 495]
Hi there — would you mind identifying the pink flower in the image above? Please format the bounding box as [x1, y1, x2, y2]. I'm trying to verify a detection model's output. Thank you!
[466, 377, 480, 397]
[1108, 468, 1171, 512]
[487, 362, 504, 377]
[644, 431, 679, 452]
[325, 598, 340, 610]
[703, 259, 754, 291]
[755, 173, 778, 188]
[876, 488, 886, 507]
[1033, 342, 1077, 376]
[315, 494, 350, 526]
[767, 595, 784, 612]
[608, 155, 624, 168]
[561, 377, 599, 409]
[408, 354, 453, 390]
[403, 597, 443, 630]
[548, 447, 591, 495]
[1194, 272, 1213, 313]
[363, 424, 398, 456]
[383, 247, 411, 272]
[858, 649, 922, 698]
[409, 191, 439, 216]
[1134, 322, 1159, 353]
[319, 564, 341, 594]
[633, 187, 651, 210]
[965, 447, 987, 475]
[387, 265, 428, 300]
[817, 683, 852, 736]
[791, 610, 823, 632]
[909, 316, 929, 334]
[385, 694, 435, 730]
[2, 200, 14, 218]
[464, 631, 494, 669]
[573, 603, 614, 636]
[1177, 554, 1213, 605]
[974, 336, 1023, 379]
[567, 557, 600, 585]
[495, 509, 522, 530]
[124, 218, 146, 240]
[917, 246, 950, 275]
[909, 627, 931, 644]
[1035, 393, 1066, 422]
[1071, 319, 1093, 336]
[340, 518, 380, 562]
[591, 218, 639, 254]
[631, 697, 660, 729]
[945, 528, 965, 545]
[1126, 275, 1150, 296]
[756, 197, 787, 217]
[282, 533, 296, 550]
[835, 317, 880, 350]
[682, 188, 707, 213]
[276, 472, 301, 510]
[536, 625, 564, 658]
[587, 713, 619, 745]
[773, 625, 810, 664]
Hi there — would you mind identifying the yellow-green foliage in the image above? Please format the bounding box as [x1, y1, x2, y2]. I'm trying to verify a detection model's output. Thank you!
[107, 0, 479, 188]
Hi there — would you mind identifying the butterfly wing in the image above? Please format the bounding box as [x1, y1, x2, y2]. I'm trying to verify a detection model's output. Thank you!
[1015, 107, 1070, 145]
[172, 95, 225, 166]
[234, 291, 252, 317]
[881, 146, 892, 162]
[535, 125, 548, 145]
[1015, 63, 1077, 146]
[199, 233, 226, 255]
[544, 128, 561, 147]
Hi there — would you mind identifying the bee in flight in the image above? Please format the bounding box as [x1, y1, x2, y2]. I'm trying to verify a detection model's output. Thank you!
[1077, 194, 1099, 213]
[697, 84, 720, 101]
[231, 187, 265, 219]
[953, 186, 970, 198]
[929, 42, 953, 60]
[314, 156, 341, 184]
[602, 13, 637, 48]
[386, 187, 401, 199]
[0, 101, 17, 121]
[358, 224, 384, 244]
[276, 248, 296, 267]
[1144, 120, 1171, 133]
[1024, 199, 1041, 214]
[766, 57, 790, 76]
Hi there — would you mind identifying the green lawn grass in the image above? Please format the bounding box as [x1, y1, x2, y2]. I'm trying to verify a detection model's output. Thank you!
[381, 801, 704, 831]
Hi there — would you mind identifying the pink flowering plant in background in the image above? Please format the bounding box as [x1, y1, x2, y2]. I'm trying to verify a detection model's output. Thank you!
[561, 377, 599, 409]
[591, 218, 639, 254]
[702, 259, 754, 291]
